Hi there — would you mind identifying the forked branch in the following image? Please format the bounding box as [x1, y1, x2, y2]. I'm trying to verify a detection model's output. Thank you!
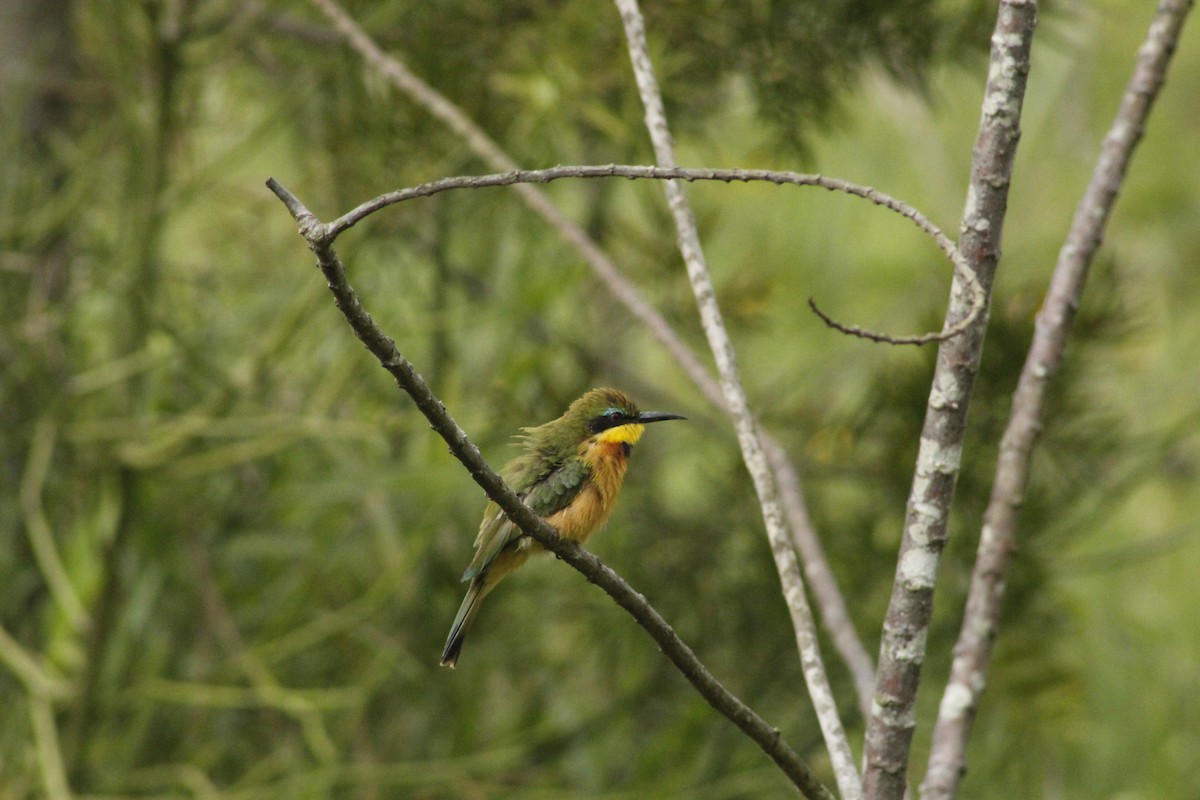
[266, 176, 836, 800]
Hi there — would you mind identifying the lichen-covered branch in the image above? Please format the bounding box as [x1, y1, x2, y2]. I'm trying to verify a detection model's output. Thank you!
[921, 3, 1194, 797]
[764, 438, 878, 718]
[862, 3, 1039, 798]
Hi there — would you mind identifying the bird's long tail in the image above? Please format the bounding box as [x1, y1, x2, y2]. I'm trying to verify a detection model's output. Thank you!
[440, 574, 487, 668]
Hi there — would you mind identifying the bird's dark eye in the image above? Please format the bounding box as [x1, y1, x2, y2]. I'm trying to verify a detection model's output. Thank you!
[607, 409, 624, 421]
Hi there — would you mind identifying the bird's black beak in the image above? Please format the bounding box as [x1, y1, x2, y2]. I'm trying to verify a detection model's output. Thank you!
[637, 411, 687, 424]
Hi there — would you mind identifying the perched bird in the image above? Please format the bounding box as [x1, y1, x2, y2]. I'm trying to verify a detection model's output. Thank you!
[440, 387, 685, 668]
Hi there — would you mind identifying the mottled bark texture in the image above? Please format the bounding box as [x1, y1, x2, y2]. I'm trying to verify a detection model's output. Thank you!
[921, 2, 1194, 797]
[862, 3, 1039, 799]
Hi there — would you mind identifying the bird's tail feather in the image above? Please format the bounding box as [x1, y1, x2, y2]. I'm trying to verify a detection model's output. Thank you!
[440, 576, 486, 668]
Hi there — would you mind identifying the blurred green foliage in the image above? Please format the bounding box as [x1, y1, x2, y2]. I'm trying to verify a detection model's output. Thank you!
[1, 0, 1197, 798]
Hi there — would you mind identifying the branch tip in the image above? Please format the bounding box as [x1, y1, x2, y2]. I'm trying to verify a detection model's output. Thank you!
[266, 177, 329, 244]
[808, 297, 959, 347]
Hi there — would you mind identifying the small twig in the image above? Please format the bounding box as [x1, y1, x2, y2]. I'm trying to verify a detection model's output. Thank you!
[862, 3, 1039, 798]
[613, 0, 862, 796]
[267, 177, 836, 800]
[808, 297, 949, 346]
[921, 2, 1194, 797]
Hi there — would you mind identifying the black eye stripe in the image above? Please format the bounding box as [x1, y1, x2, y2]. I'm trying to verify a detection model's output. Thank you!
[589, 408, 631, 434]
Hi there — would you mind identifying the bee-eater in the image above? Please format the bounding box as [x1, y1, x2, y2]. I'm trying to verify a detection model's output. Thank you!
[439, 387, 685, 668]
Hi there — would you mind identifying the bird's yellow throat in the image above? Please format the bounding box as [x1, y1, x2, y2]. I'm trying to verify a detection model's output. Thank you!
[594, 422, 646, 446]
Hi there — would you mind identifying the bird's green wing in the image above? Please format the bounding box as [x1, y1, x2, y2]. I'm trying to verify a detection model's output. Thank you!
[522, 456, 589, 517]
[461, 501, 512, 581]
[460, 455, 589, 581]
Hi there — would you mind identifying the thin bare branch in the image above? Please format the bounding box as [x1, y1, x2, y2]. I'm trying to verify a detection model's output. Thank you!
[613, 0, 862, 794]
[764, 438, 877, 718]
[325, 166, 975, 331]
[307, 0, 518, 172]
[808, 298, 951, 346]
[921, 2, 1194, 797]
[299, 0, 880, 717]
[267, 177, 837, 800]
[862, 3, 1039, 798]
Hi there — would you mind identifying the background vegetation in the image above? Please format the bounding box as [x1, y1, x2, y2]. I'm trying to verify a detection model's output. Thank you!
[2, 0, 1197, 797]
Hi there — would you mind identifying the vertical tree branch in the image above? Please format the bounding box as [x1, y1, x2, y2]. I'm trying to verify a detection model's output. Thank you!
[921, 3, 1194, 797]
[611, 2, 861, 797]
[31, 695, 73, 800]
[765, 439, 877, 719]
[304, 0, 877, 719]
[863, 3, 1038, 798]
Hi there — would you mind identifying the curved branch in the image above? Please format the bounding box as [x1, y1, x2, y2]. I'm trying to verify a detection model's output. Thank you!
[922, 2, 1194, 797]
[324, 164, 982, 346]
[808, 298, 950, 347]
[266, 177, 836, 800]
